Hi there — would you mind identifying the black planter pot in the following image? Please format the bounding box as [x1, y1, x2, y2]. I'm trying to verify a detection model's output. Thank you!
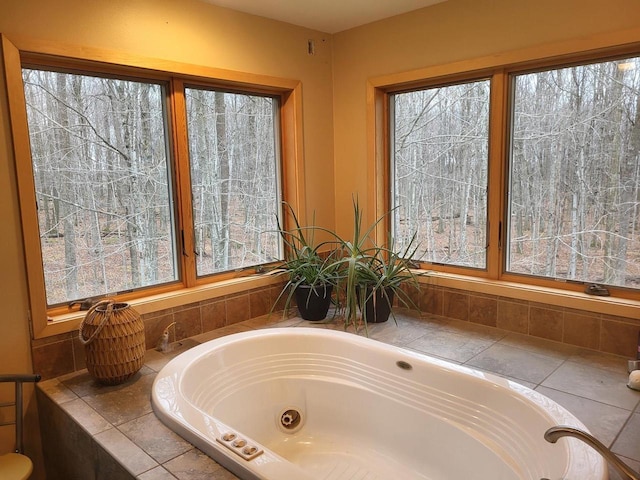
[295, 284, 333, 321]
[361, 287, 395, 324]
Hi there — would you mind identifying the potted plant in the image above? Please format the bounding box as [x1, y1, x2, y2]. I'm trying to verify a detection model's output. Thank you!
[272, 204, 339, 321]
[355, 236, 421, 325]
[270, 199, 423, 329]
[333, 198, 423, 333]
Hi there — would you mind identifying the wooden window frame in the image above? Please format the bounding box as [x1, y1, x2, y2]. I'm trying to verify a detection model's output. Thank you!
[386, 74, 495, 274]
[1, 34, 305, 339]
[367, 29, 640, 316]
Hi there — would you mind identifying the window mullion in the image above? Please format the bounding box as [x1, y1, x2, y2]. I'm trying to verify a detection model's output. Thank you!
[169, 78, 197, 287]
[487, 70, 509, 280]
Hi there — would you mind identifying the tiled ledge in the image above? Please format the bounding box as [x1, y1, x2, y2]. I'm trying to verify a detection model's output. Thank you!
[31, 283, 286, 381]
[36, 316, 294, 480]
[32, 281, 640, 385]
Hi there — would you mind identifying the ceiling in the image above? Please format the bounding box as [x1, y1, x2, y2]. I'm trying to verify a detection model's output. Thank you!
[201, 0, 447, 34]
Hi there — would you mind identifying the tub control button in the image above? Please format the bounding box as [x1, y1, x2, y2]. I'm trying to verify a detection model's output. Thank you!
[216, 433, 264, 461]
[239, 444, 263, 461]
[243, 446, 258, 455]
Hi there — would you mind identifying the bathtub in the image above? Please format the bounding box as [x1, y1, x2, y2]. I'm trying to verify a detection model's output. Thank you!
[151, 327, 606, 480]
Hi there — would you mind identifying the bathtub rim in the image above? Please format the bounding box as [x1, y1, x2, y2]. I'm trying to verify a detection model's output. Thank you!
[151, 326, 607, 480]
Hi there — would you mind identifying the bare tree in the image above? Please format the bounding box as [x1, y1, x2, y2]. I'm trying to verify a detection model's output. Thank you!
[23, 69, 176, 305]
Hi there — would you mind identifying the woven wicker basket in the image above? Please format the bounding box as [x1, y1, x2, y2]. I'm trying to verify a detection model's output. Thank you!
[79, 300, 145, 385]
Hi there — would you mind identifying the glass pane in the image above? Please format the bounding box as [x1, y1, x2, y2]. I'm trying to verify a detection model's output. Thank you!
[508, 56, 640, 288]
[185, 87, 281, 276]
[22, 68, 178, 306]
[392, 80, 490, 268]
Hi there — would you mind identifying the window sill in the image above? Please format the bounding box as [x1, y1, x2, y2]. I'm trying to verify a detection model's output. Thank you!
[38, 272, 285, 339]
[420, 271, 640, 319]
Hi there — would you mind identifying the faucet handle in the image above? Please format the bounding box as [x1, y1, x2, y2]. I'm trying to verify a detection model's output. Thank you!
[545, 426, 640, 480]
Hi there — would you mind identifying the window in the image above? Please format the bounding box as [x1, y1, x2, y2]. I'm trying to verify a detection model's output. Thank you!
[185, 86, 281, 276]
[508, 56, 640, 289]
[22, 68, 178, 306]
[3, 38, 302, 331]
[391, 80, 490, 269]
[379, 48, 640, 299]
[20, 68, 285, 308]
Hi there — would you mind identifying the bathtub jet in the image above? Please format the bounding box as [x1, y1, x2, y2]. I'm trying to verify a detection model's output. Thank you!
[151, 328, 605, 480]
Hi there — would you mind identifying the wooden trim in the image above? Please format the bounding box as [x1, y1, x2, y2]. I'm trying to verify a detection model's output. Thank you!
[2, 34, 49, 338]
[366, 81, 389, 244]
[366, 28, 640, 304]
[44, 273, 286, 338]
[169, 78, 196, 287]
[499, 271, 640, 300]
[44, 282, 183, 318]
[280, 81, 305, 226]
[10, 34, 299, 93]
[369, 27, 640, 90]
[374, 71, 495, 276]
[3, 33, 305, 338]
[487, 70, 508, 280]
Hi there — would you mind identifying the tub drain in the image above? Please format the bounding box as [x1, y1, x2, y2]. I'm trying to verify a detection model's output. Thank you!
[281, 409, 301, 429]
[278, 408, 303, 433]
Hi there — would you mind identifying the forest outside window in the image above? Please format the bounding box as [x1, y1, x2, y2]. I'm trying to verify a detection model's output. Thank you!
[184, 86, 281, 277]
[507, 56, 640, 290]
[391, 80, 490, 270]
[18, 64, 286, 311]
[383, 49, 640, 299]
[22, 68, 178, 307]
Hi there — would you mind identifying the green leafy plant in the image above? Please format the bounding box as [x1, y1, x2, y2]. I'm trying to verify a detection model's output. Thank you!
[271, 203, 340, 319]
[332, 198, 423, 334]
[269, 199, 424, 330]
[355, 235, 422, 327]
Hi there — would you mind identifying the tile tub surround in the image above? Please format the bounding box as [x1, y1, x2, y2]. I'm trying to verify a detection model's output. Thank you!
[31, 283, 640, 381]
[31, 283, 287, 380]
[36, 312, 640, 480]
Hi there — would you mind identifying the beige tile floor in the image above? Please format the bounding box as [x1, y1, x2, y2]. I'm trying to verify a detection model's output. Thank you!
[42, 310, 640, 479]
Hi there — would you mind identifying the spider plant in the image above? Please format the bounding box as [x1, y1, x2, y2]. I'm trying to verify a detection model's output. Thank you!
[332, 198, 423, 333]
[355, 234, 422, 327]
[271, 203, 340, 320]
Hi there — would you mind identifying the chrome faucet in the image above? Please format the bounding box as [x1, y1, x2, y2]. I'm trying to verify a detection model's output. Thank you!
[544, 426, 640, 480]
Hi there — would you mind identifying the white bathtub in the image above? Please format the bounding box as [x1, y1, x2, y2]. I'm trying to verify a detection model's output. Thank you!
[151, 327, 606, 480]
